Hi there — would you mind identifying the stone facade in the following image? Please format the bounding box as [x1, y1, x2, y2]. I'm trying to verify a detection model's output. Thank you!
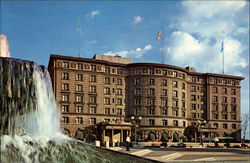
[48, 54, 244, 142]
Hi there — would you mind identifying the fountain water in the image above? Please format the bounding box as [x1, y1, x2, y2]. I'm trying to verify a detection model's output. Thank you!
[0, 57, 154, 163]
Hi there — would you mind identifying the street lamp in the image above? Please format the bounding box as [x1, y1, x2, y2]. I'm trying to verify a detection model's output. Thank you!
[131, 116, 142, 146]
[197, 120, 207, 146]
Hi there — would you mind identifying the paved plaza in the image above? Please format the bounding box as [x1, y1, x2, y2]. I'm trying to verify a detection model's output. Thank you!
[109, 147, 250, 162]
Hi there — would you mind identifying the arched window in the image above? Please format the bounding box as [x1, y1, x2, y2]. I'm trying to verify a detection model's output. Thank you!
[147, 132, 156, 141]
[62, 128, 70, 136]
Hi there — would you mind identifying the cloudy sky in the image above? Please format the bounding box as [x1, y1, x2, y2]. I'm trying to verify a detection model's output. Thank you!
[1, 1, 249, 116]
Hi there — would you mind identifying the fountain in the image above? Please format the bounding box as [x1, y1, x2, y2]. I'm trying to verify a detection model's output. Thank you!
[0, 57, 155, 163]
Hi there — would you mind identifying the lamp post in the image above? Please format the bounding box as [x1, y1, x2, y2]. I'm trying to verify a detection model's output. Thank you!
[131, 116, 142, 146]
[197, 120, 207, 146]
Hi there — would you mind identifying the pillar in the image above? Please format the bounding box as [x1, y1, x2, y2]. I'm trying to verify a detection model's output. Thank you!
[121, 129, 123, 143]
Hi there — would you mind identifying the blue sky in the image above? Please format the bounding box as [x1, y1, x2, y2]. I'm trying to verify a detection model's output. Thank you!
[1, 1, 249, 117]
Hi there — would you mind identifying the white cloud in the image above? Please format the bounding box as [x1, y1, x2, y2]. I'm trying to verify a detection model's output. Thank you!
[90, 10, 100, 18]
[103, 44, 152, 58]
[165, 1, 249, 76]
[132, 15, 143, 24]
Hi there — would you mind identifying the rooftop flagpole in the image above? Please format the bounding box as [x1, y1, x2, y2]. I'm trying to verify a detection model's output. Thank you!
[220, 39, 224, 74]
[77, 17, 81, 57]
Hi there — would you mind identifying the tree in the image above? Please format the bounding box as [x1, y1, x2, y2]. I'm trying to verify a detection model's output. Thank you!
[241, 113, 249, 142]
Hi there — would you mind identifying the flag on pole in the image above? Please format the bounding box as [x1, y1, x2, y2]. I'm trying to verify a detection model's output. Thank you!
[156, 31, 162, 40]
[220, 40, 224, 52]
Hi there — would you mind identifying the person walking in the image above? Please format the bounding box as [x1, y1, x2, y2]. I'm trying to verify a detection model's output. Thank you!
[126, 136, 131, 151]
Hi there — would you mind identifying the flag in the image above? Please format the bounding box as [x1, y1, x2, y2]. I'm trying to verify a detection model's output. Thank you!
[220, 40, 224, 52]
[156, 31, 162, 40]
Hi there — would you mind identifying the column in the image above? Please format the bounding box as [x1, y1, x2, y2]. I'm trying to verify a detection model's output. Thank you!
[111, 129, 114, 147]
[121, 129, 123, 143]
[102, 129, 106, 146]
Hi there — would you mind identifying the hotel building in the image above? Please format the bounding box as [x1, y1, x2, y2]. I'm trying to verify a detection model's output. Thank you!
[48, 54, 244, 144]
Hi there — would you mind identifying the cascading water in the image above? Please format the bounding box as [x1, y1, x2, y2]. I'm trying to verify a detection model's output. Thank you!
[0, 57, 153, 163]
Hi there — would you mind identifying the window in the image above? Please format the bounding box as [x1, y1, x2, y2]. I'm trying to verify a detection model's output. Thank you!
[76, 95, 83, 103]
[161, 89, 167, 96]
[117, 98, 123, 106]
[162, 79, 167, 86]
[222, 114, 228, 120]
[223, 123, 228, 129]
[222, 88, 227, 94]
[90, 106, 96, 114]
[117, 79, 122, 85]
[222, 105, 227, 112]
[104, 77, 110, 84]
[232, 124, 236, 129]
[213, 96, 218, 102]
[232, 114, 237, 120]
[77, 63, 83, 70]
[163, 70, 167, 75]
[161, 99, 167, 106]
[90, 75, 96, 82]
[117, 109, 122, 115]
[90, 86, 96, 93]
[62, 72, 69, 80]
[135, 98, 141, 105]
[192, 113, 196, 118]
[231, 105, 237, 112]
[172, 90, 178, 97]
[104, 88, 111, 95]
[89, 96, 97, 104]
[117, 69, 123, 75]
[105, 67, 110, 74]
[62, 83, 69, 91]
[173, 110, 178, 117]
[117, 88, 122, 95]
[191, 95, 196, 101]
[183, 121, 186, 127]
[134, 78, 141, 85]
[104, 108, 110, 115]
[76, 74, 83, 81]
[63, 62, 69, 68]
[173, 71, 178, 77]
[231, 89, 236, 95]
[162, 120, 168, 126]
[214, 123, 218, 128]
[182, 83, 185, 89]
[173, 100, 178, 107]
[76, 106, 83, 113]
[90, 118, 96, 124]
[162, 108, 168, 115]
[173, 81, 178, 88]
[200, 86, 205, 92]
[213, 87, 218, 93]
[76, 117, 83, 124]
[62, 94, 69, 102]
[149, 119, 155, 125]
[148, 98, 155, 105]
[104, 98, 111, 105]
[182, 92, 185, 99]
[231, 97, 236, 103]
[91, 65, 97, 72]
[76, 85, 83, 92]
[191, 86, 196, 92]
[148, 78, 155, 85]
[61, 117, 69, 124]
[191, 77, 196, 83]
[148, 88, 155, 95]
[213, 114, 218, 120]
[149, 68, 154, 75]
[174, 120, 178, 127]
[222, 97, 227, 103]
[62, 105, 69, 113]
[191, 104, 196, 110]
[135, 88, 141, 95]
[213, 105, 218, 111]
[135, 68, 141, 75]
[182, 102, 185, 108]
[148, 107, 155, 115]
[182, 111, 186, 117]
